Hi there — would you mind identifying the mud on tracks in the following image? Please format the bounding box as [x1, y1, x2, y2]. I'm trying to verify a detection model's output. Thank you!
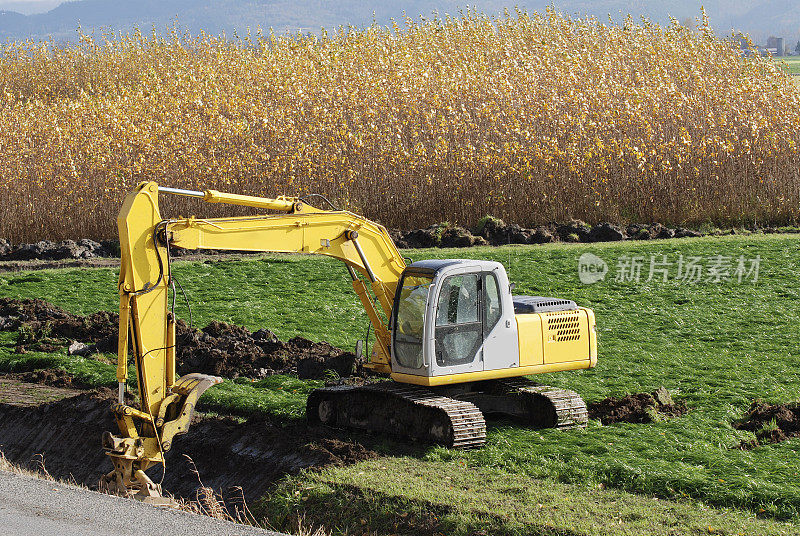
[0, 297, 361, 380]
[0, 387, 377, 502]
[588, 387, 688, 425]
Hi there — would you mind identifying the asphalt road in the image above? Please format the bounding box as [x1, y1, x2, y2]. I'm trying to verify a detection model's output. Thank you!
[0, 470, 286, 536]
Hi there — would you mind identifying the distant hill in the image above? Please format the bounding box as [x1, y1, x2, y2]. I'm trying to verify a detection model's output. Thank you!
[1, 1, 798, 45]
[0, 0, 61, 15]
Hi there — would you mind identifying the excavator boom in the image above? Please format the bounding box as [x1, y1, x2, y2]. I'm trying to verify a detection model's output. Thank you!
[104, 181, 406, 500]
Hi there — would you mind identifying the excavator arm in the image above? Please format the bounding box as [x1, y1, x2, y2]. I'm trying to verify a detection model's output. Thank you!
[102, 181, 406, 501]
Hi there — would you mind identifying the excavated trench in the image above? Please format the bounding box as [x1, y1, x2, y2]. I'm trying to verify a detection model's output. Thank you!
[0, 388, 377, 502]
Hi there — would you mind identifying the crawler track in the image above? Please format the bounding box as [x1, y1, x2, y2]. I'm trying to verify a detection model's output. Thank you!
[308, 377, 588, 449]
[496, 377, 588, 429]
[307, 382, 486, 448]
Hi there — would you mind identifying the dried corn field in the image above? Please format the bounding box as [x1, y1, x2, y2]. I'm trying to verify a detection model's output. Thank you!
[1, 10, 799, 242]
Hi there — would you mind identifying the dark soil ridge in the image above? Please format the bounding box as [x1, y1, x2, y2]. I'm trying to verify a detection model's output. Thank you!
[2, 220, 793, 262]
[0, 388, 377, 502]
[733, 400, 800, 447]
[0, 297, 360, 380]
[0, 257, 122, 273]
[393, 220, 703, 248]
[7, 368, 87, 389]
[0, 238, 120, 261]
[588, 387, 688, 425]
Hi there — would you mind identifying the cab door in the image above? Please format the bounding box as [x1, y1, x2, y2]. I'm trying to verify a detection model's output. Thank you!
[481, 270, 519, 371]
[432, 272, 484, 375]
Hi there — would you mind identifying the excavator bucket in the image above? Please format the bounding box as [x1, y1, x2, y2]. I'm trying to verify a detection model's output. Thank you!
[100, 373, 222, 503]
[159, 373, 223, 448]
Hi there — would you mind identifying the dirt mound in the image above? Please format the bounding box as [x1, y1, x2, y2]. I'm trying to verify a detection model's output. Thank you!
[0, 297, 360, 380]
[733, 400, 800, 446]
[391, 219, 553, 248]
[175, 320, 360, 380]
[588, 387, 688, 425]
[12, 368, 80, 388]
[0, 297, 118, 353]
[0, 296, 74, 327]
[388, 218, 715, 248]
[0, 388, 377, 502]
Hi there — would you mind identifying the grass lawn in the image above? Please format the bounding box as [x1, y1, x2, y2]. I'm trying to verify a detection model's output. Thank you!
[775, 56, 800, 75]
[2, 234, 800, 534]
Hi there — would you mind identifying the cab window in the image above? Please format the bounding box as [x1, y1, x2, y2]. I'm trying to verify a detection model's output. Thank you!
[434, 274, 482, 367]
[484, 272, 502, 334]
[393, 274, 433, 369]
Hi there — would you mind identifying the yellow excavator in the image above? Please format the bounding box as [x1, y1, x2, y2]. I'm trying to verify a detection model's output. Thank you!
[101, 182, 597, 501]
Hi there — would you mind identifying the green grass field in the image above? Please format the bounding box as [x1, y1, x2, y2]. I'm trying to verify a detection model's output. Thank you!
[775, 56, 800, 75]
[2, 234, 800, 534]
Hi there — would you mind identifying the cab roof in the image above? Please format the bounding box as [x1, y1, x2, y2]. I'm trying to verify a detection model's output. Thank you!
[405, 259, 502, 276]
[407, 259, 469, 272]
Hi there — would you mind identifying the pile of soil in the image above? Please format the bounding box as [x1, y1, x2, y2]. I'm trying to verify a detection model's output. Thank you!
[0, 297, 118, 354]
[588, 387, 688, 425]
[389, 219, 706, 248]
[0, 297, 359, 380]
[0, 238, 119, 261]
[11, 368, 81, 388]
[175, 319, 361, 380]
[733, 400, 800, 445]
[0, 388, 377, 502]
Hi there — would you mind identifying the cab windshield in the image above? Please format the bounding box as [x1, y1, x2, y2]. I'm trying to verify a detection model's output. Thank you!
[393, 274, 433, 369]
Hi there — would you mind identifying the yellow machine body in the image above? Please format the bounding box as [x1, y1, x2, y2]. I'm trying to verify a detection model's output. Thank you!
[518, 309, 597, 367]
[391, 309, 596, 387]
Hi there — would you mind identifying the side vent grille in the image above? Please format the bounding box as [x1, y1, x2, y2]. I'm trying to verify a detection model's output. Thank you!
[546, 311, 582, 342]
[536, 299, 567, 309]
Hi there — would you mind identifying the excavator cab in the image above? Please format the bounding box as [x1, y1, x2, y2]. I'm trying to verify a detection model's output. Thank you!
[309, 257, 595, 447]
[389, 260, 596, 387]
[391, 260, 519, 380]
